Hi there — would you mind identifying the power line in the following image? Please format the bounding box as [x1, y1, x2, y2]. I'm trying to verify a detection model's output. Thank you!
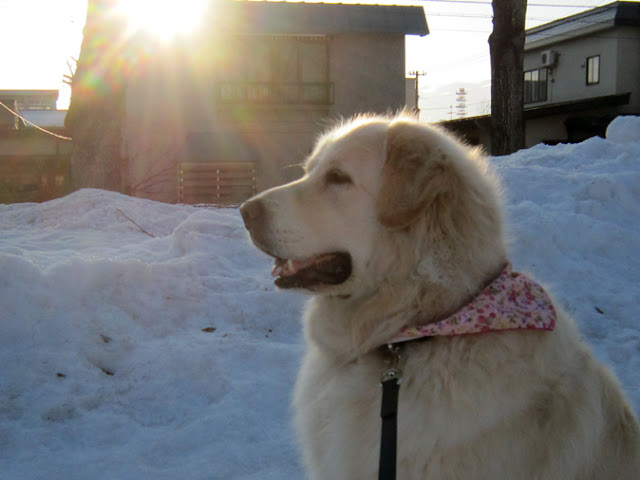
[425, 11, 619, 21]
[420, 11, 628, 29]
[420, 99, 489, 111]
[0, 102, 72, 141]
[427, 12, 599, 20]
[417, 0, 610, 7]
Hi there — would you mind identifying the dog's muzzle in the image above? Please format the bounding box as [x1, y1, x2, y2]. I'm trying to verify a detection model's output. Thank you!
[240, 198, 352, 290]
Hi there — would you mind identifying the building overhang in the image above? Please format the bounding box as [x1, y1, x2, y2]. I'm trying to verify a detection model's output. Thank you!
[524, 92, 632, 119]
[0, 90, 59, 99]
[206, 1, 429, 37]
[440, 92, 632, 129]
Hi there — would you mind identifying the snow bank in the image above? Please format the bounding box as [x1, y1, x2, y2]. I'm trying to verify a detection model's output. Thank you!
[0, 189, 305, 479]
[606, 115, 640, 144]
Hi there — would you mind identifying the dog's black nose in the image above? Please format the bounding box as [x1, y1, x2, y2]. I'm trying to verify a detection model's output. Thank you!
[240, 198, 265, 231]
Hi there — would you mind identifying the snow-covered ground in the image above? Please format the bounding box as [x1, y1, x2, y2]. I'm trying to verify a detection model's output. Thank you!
[1, 116, 639, 479]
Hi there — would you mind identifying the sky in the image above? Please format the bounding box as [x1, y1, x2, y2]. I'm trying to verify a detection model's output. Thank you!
[0, 0, 87, 109]
[0, 115, 639, 478]
[0, 0, 622, 120]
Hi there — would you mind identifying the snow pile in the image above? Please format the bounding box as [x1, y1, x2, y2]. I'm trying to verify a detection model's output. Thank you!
[1, 116, 639, 479]
[0, 190, 305, 479]
[606, 115, 640, 144]
[494, 116, 640, 397]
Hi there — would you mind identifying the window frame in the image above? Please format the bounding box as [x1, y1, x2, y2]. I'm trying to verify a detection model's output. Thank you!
[231, 35, 329, 84]
[586, 55, 600, 86]
[524, 68, 548, 104]
[217, 35, 332, 105]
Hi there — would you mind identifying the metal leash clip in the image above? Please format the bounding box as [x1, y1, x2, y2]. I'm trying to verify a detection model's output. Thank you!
[380, 343, 403, 385]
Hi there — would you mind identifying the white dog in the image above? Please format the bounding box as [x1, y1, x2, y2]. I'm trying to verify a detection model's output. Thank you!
[240, 114, 640, 479]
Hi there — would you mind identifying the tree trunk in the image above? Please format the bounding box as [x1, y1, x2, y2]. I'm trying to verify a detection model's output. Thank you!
[65, 0, 127, 192]
[489, 0, 527, 155]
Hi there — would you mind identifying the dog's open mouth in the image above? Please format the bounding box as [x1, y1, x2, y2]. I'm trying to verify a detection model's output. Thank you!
[271, 252, 352, 289]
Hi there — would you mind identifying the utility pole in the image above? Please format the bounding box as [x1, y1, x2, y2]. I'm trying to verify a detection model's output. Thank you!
[408, 70, 426, 114]
[456, 88, 468, 118]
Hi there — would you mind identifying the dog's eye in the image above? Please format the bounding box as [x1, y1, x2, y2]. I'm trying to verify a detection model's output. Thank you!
[325, 169, 353, 186]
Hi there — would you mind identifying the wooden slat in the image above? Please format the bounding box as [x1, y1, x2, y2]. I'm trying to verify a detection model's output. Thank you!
[0, 155, 70, 203]
[178, 162, 256, 205]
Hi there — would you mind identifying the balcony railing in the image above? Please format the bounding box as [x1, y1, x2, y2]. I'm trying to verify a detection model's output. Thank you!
[214, 82, 333, 106]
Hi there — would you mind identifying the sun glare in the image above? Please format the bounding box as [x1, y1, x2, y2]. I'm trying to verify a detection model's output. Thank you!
[118, 0, 207, 40]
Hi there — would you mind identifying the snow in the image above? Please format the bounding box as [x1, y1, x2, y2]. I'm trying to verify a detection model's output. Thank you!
[1, 116, 639, 479]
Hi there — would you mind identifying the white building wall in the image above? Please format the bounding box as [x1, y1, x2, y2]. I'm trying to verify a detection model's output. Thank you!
[524, 31, 620, 106]
[615, 27, 640, 112]
[330, 33, 407, 117]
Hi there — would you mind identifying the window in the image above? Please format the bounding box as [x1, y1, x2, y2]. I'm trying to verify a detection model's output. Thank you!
[236, 36, 328, 84]
[16, 95, 56, 110]
[217, 36, 332, 105]
[586, 55, 600, 85]
[524, 68, 548, 104]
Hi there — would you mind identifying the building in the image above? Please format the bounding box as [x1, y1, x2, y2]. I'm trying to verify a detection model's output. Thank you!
[124, 1, 428, 204]
[523, 0, 640, 145]
[0, 90, 59, 114]
[442, 1, 640, 152]
[0, 91, 72, 203]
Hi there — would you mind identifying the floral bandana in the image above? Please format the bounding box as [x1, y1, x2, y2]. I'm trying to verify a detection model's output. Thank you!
[388, 263, 556, 344]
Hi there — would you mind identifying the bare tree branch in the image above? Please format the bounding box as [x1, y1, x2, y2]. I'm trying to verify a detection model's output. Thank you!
[115, 208, 156, 237]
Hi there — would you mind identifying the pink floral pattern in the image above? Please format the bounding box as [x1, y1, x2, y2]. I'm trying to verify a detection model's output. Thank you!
[389, 263, 556, 344]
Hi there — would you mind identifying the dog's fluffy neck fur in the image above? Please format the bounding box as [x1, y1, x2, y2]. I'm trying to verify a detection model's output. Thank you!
[304, 242, 508, 363]
[303, 170, 508, 363]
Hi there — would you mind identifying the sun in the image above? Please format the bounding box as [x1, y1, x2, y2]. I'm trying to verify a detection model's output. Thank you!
[117, 0, 208, 40]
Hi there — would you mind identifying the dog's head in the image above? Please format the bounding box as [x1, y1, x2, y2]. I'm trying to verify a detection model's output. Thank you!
[241, 114, 506, 302]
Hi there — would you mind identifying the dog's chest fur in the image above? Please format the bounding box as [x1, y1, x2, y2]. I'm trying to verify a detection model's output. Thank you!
[293, 311, 638, 479]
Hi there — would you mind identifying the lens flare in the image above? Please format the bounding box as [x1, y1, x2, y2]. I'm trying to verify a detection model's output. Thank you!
[117, 0, 207, 40]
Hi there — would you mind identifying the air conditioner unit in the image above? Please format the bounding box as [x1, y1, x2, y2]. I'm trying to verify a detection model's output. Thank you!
[541, 50, 557, 67]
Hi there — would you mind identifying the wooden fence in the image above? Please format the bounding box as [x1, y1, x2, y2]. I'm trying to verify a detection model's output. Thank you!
[178, 162, 257, 205]
[0, 155, 71, 204]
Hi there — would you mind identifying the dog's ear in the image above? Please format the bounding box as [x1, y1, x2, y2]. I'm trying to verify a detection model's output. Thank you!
[377, 122, 460, 230]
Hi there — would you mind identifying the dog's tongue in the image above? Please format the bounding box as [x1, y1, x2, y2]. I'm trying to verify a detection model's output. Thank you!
[271, 255, 330, 278]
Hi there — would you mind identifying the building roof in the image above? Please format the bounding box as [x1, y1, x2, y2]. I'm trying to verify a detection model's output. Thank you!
[209, 1, 429, 36]
[0, 90, 59, 99]
[526, 1, 640, 48]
